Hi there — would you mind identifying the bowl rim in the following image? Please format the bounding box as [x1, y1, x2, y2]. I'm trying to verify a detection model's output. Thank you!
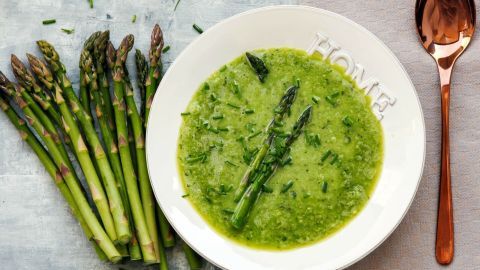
[146, 5, 426, 269]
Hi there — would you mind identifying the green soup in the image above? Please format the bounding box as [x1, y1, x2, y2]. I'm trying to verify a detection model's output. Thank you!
[177, 48, 383, 249]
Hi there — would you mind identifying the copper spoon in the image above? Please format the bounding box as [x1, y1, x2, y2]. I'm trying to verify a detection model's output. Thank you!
[415, 0, 475, 265]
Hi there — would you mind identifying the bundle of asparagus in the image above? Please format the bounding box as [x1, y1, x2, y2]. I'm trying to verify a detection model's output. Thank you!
[0, 24, 202, 269]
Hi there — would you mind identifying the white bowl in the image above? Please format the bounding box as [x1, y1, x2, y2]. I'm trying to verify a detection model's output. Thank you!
[146, 5, 425, 270]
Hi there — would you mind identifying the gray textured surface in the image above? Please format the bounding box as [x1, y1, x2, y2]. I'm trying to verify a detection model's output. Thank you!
[0, 0, 479, 269]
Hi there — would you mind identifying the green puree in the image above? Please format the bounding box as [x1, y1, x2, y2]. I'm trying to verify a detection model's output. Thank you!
[178, 48, 383, 250]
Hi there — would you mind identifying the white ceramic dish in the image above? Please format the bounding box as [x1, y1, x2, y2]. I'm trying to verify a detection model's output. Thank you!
[146, 5, 425, 270]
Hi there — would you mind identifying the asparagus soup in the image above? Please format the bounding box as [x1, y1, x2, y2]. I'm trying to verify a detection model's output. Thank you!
[177, 48, 383, 249]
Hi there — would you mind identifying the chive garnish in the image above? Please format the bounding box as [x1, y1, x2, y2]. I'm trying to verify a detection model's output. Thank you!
[325, 92, 340, 106]
[247, 131, 262, 140]
[182, 194, 190, 198]
[174, 0, 181, 11]
[186, 153, 207, 164]
[262, 185, 273, 193]
[225, 160, 238, 167]
[203, 83, 210, 90]
[222, 209, 234, 214]
[162, 45, 171, 53]
[61, 28, 74, 34]
[42, 19, 56, 25]
[89, 0, 93, 8]
[281, 180, 294, 193]
[305, 133, 321, 147]
[342, 116, 353, 127]
[321, 150, 332, 162]
[193, 23, 204, 34]
[226, 102, 240, 109]
[212, 114, 224, 120]
[132, 15, 137, 23]
[330, 153, 339, 165]
[312, 95, 320, 104]
[244, 108, 255, 114]
[217, 127, 229, 132]
[296, 78, 301, 87]
[181, 112, 191, 116]
[219, 65, 227, 72]
[233, 81, 241, 95]
[322, 181, 328, 193]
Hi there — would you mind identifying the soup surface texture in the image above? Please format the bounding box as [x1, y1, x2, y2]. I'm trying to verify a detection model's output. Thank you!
[177, 48, 383, 249]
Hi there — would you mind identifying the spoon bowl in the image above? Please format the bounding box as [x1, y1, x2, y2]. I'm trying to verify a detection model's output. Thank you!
[415, 0, 475, 265]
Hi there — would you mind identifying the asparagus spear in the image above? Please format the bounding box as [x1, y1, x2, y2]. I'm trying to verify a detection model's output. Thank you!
[145, 26, 179, 247]
[0, 93, 107, 260]
[135, 49, 147, 118]
[144, 24, 164, 126]
[11, 54, 61, 125]
[6, 59, 76, 180]
[79, 31, 101, 117]
[231, 105, 313, 229]
[27, 52, 118, 243]
[36, 40, 132, 244]
[120, 35, 163, 263]
[245, 52, 268, 83]
[82, 48, 141, 260]
[94, 30, 116, 134]
[233, 85, 299, 201]
[182, 241, 203, 270]
[107, 39, 157, 263]
[0, 74, 121, 262]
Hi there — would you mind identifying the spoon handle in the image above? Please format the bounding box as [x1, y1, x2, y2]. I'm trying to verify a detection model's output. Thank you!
[436, 82, 454, 265]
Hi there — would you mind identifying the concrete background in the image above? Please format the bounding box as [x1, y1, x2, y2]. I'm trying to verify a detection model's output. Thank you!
[0, 0, 478, 269]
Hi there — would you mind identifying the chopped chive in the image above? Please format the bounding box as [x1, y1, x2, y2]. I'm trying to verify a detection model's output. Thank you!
[225, 160, 238, 167]
[212, 114, 224, 120]
[262, 185, 273, 193]
[296, 78, 301, 87]
[281, 180, 294, 193]
[247, 131, 262, 140]
[244, 108, 255, 114]
[209, 93, 217, 101]
[322, 181, 328, 193]
[193, 23, 204, 34]
[232, 81, 241, 95]
[207, 127, 219, 134]
[89, 0, 93, 8]
[222, 209, 234, 214]
[312, 95, 320, 104]
[186, 153, 207, 164]
[131, 15, 137, 23]
[42, 19, 56, 25]
[342, 116, 353, 127]
[182, 193, 190, 198]
[325, 92, 340, 106]
[219, 65, 227, 72]
[61, 28, 74, 34]
[181, 112, 191, 116]
[330, 153, 339, 165]
[174, 0, 181, 11]
[321, 150, 332, 162]
[217, 127, 229, 132]
[306, 133, 321, 148]
[226, 102, 240, 109]
[203, 83, 210, 90]
[162, 45, 171, 53]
